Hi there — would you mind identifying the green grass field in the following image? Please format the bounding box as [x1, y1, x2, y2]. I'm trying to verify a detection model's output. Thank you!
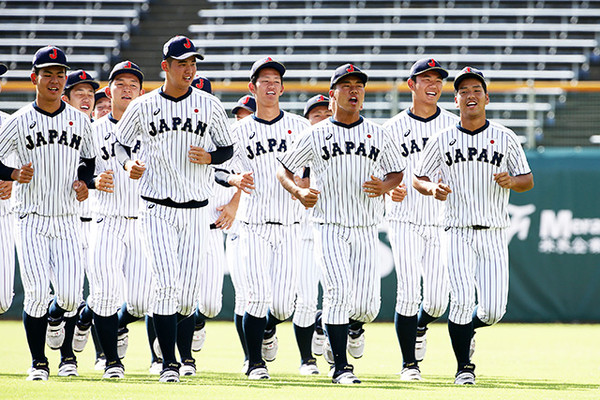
[0, 320, 598, 399]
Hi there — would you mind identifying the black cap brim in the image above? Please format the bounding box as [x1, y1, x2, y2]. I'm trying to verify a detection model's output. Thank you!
[412, 67, 448, 80]
[109, 69, 144, 84]
[330, 71, 368, 89]
[168, 52, 204, 61]
[34, 62, 70, 70]
[67, 79, 100, 91]
[251, 61, 286, 79]
[453, 73, 487, 92]
[304, 101, 330, 118]
[0, 64, 7, 76]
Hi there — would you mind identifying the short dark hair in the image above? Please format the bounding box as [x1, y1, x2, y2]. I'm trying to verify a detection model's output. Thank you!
[251, 68, 283, 85]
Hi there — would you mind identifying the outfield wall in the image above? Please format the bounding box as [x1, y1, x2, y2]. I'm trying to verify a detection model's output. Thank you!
[1, 149, 598, 323]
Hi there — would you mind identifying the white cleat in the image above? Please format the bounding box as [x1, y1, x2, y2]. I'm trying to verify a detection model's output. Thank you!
[72, 324, 91, 353]
[26, 367, 49, 381]
[149, 361, 163, 375]
[415, 327, 427, 362]
[46, 320, 66, 350]
[299, 360, 320, 375]
[247, 365, 270, 380]
[322, 338, 334, 365]
[332, 370, 361, 384]
[241, 360, 249, 374]
[191, 327, 206, 352]
[153, 338, 162, 359]
[261, 335, 278, 362]
[469, 334, 476, 360]
[95, 357, 107, 371]
[454, 370, 476, 385]
[312, 331, 326, 356]
[57, 361, 78, 377]
[180, 361, 196, 377]
[103, 365, 125, 379]
[159, 368, 180, 383]
[117, 328, 129, 359]
[400, 366, 422, 381]
[347, 329, 365, 359]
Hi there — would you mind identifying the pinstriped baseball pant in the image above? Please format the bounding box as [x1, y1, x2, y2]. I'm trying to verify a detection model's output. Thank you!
[447, 227, 509, 325]
[388, 221, 449, 318]
[16, 214, 84, 318]
[226, 231, 247, 316]
[241, 222, 299, 320]
[196, 227, 225, 319]
[315, 223, 380, 325]
[292, 220, 321, 328]
[0, 213, 14, 314]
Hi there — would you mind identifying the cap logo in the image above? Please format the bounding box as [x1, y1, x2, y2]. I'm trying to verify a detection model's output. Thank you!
[346, 64, 355, 73]
[466, 67, 472, 73]
[79, 71, 87, 80]
[184, 38, 192, 49]
[243, 96, 250, 105]
[318, 95, 325, 101]
[49, 48, 57, 59]
[196, 80, 204, 89]
[428, 59, 436, 67]
[124, 61, 132, 69]
[265, 57, 273, 62]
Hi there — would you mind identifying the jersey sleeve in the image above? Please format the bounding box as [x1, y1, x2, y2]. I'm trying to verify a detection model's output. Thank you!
[80, 118, 97, 159]
[278, 130, 314, 172]
[209, 100, 233, 148]
[115, 100, 142, 147]
[415, 133, 442, 178]
[506, 132, 531, 176]
[379, 128, 406, 174]
[0, 116, 17, 161]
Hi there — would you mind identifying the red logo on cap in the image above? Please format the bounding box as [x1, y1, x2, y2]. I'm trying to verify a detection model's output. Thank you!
[466, 67, 472, 73]
[346, 64, 355, 73]
[265, 57, 273, 62]
[124, 61, 132, 69]
[49, 48, 57, 59]
[184, 39, 192, 49]
[196, 80, 204, 89]
[243, 96, 250, 105]
[428, 59, 436, 67]
[318, 95, 325, 101]
[79, 71, 87, 80]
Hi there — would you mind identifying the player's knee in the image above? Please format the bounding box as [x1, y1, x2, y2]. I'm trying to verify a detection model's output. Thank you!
[199, 302, 222, 319]
[423, 301, 449, 319]
[0, 299, 11, 315]
[395, 299, 420, 317]
[479, 307, 505, 326]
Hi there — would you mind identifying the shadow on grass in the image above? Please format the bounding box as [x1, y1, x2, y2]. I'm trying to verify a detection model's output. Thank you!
[2, 371, 597, 391]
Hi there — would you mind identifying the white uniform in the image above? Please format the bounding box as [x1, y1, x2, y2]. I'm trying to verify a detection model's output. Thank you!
[279, 117, 406, 325]
[232, 111, 309, 320]
[0, 110, 15, 314]
[0, 102, 96, 318]
[88, 114, 153, 318]
[383, 107, 459, 318]
[115, 86, 232, 317]
[415, 120, 531, 325]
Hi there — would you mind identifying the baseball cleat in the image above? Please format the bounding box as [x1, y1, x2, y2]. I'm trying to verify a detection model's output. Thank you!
[322, 338, 334, 365]
[149, 360, 163, 375]
[46, 319, 66, 350]
[311, 331, 326, 356]
[95, 356, 107, 371]
[299, 359, 320, 375]
[347, 328, 365, 359]
[400, 366, 421, 381]
[72, 323, 91, 353]
[469, 333, 476, 360]
[117, 327, 129, 359]
[415, 327, 427, 362]
[191, 326, 206, 352]
[103, 364, 125, 379]
[247, 365, 270, 380]
[261, 334, 278, 362]
[332, 365, 361, 384]
[241, 360, 249, 374]
[180, 360, 196, 376]
[57, 360, 78, 377]
[454, 364, 476, 385]
[153, 338, 162, 359]
[26, 366, 49, 381]
[159, 367, 180, 383]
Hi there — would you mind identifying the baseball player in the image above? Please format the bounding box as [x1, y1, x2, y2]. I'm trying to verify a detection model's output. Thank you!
[414, 66, 534, 384]
[222, 57, 310, 380]
[382, 58, 459, 381]
[231, 95, 256, 120]
[93, 87, 111, 120]
[0, 46, 97, 381]
[0, 62, 15, 317]
[277, 64, 405, 384]
[113, 35, 233, 383]
[292, 94, 332, 375]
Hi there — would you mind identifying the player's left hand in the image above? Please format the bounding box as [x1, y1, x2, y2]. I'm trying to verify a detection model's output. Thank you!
[362, 175, 387, 197]
[215, 203, 237, 230]
[72, 180, 89, 202]
[0, 180, 13, 200]
[291, 175, 310, 200]
[95, 170, 114, 193]
[189, 146, 212, 164]
[493, 172, 514, 189]
[390, 183, 407, 202]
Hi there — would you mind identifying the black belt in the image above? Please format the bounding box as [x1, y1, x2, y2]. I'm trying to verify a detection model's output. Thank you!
[142, 196, 208, 209]
[80, 217, 92, 222]
[209, 223, 218, 230]
[124, 216, 138, 220]
[471, 225, 490, 230]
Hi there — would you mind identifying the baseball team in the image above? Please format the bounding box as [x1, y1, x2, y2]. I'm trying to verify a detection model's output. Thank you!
[0, 35, 534, 385]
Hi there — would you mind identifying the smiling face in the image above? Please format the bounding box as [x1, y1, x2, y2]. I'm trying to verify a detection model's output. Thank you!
[63, 82, 96, 118]
[306, 105, 332, 125]
[249, 67, 284, 108]
[93, 97, 111, 120]
[455, 77, 489, 121]
[31, 66, 67, 107]
[410, 70, 444, 107]
[329, 75, 365, 121]
[162, 56, 197, 95]
[108, 72, 143, 116]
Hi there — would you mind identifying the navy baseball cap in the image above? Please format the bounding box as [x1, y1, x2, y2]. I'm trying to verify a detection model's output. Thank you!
[109, 60, 144, 84]
[162, 35, 203, 61]
[250, 57, 285, 80]
[454, 66, 487, 92]
[0, 63, 7, 75]
[330, 63, 368, 88]
[65, 70, 100, 91]
[191, 76, 212, 94]
[232, 95, 256, 115]
[303, 94, 330, 118]
[409, 58, 448, 80]
[94, 86, 109, 102]
[32, 46, 69, 69]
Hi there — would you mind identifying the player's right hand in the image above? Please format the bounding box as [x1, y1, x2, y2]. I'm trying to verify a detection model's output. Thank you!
[0, 180, 13, 200]
[297, 187, 320, 208]
[126, 159, 146, 180]
[12, 162, 34, 184]
[391, 183, 407, 202]
[433, 180, 452, 201]
[229, 172, 255, 194]
[95, 170, 115, 193]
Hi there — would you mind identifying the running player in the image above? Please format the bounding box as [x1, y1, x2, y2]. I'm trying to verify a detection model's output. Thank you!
[382, 58, 459, 381]
[414, 66, 534, 384]
[293, 94, 332, 375]
[277, 64, 405, 384]
[0, 46, 97, 381]
[93, 87, 111, 120]
[224, 57, 310, 380]
[113, 35, 233, 383]
[231, 95, 256, 120]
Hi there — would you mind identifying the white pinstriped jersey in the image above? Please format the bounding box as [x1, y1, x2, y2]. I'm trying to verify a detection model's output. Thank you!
[115, 86, 233, 203]
[0, 101, 96, 216]
[207, 178, 237, 223]
[383, 107, 459, 226]
[279, 116, 406, 227]
[93, 114, 142, 217]
[232, 111, 310, 225]
[0, 110, 11, 217]
[416, 120, 531, 228]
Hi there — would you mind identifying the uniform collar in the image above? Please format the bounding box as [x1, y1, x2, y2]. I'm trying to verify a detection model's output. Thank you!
[33, 100, 66, 117]
[457, 120, 490, 136]
[407, 106, 441, 123]
[252, 110, 284, 125]
[159, 86, 193, 102]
